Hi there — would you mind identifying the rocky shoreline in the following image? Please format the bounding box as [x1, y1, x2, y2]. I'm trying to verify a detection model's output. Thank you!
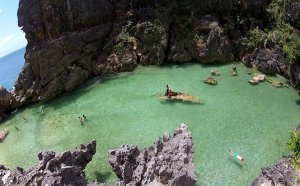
[251, 158, 300, 186]
[0, 124, 196, 186]
[1, 124, 299, 185]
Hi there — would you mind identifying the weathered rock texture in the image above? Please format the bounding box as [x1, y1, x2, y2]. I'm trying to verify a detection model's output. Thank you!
[0, 0, 279, 121]
[108, 123, 196, 186]
[9, 0, 269, 108]
[251, 158, 300, 186]
[243, 47, 300, 89]
[0, 140, 100, 186]
[0, 87, 16, 122]
[285, 0, 300, 29]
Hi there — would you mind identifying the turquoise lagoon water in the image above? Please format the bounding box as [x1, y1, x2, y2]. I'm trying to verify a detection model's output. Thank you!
[0, 63, 299, 185]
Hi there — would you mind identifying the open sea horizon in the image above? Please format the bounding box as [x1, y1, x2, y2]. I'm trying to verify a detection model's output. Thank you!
[0, 47, 25, 90]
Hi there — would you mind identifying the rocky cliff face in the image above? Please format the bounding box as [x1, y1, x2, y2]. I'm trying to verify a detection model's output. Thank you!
[7, 0, 270, 113]
[242, 47, 300, 90]
[2, 0, 300, 123]
[108, 123, 196, 186]
[285, 0, 300, 29]
[0, 140, 100, 186]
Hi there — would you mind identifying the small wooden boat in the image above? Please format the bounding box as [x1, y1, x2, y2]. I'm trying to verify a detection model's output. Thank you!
[0, 129, 9, 142]
[210, 70, 221, 76]
[249, 79, 259, 85]
[160, 93, 200, 103]
[203, 77, 218, 85]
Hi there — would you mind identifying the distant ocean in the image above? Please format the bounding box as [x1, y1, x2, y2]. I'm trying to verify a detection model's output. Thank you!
[0, 48, 25, 90]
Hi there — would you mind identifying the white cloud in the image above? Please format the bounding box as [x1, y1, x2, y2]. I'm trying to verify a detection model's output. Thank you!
[0, 9, 3, 14]
[0, 35, 14, 46]
[0, 33, 27, 58]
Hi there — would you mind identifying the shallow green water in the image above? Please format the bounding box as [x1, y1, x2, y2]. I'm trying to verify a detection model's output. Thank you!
[0, 63, 300, 185]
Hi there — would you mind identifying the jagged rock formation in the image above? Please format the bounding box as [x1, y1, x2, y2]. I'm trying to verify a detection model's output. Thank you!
[0, 87, 16, 122]
[285, 0, 300, 29]
[0, 125, 196, 186]
[242, 48, 286, 75]
[0, 0, 277, 121]
[12, 0, 269, 103]
[243, 47, 300, 89]
[108, 123, 196, 186]
[251, 158, 300, 186]
[0, 140, 100, 186]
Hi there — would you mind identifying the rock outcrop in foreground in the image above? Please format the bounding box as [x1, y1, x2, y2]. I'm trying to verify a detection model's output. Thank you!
[251, 158, 300, 186]
[0, 140, 99, 186]
[0, 125, 196, 185]
[108, 123, 196, 186]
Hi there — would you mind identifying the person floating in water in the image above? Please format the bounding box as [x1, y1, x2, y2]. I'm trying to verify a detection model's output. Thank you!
[79, 117, 84, 125]
[228, 149, 245, 162]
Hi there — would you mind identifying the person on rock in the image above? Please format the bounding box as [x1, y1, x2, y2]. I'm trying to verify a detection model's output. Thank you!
[165, 85, 170, 96]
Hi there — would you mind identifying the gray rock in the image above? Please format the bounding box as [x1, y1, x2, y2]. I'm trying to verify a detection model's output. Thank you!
[251, 158, 300, 186]
[242, 48, 285, 75]
[284, 0, 300, 29]
[108, 124, 196, 186]
[0, 140, 97, 186]
[0, 87, 16, 122]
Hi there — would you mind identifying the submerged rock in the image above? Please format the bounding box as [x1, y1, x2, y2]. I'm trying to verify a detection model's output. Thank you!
[108, 123, 196, 186]
[0, 140, 99, 186]
[251, 158, 300, 186]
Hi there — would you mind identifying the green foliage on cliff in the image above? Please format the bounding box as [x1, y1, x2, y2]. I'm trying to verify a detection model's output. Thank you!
[194, 34, 206, 48]
[287, 131, 300, 171]
[287, 131, 300, 157]
[143, 20, 164, 43]
[115, 21, 136, 55]
[243, 0, 300, 63]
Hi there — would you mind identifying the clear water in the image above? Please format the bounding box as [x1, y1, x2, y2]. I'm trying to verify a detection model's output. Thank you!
[0, 63, 299, 186]
[0, 47, 25, 90]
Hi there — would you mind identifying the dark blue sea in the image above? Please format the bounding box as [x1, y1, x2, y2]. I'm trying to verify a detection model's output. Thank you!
[0, 48, 25, 90]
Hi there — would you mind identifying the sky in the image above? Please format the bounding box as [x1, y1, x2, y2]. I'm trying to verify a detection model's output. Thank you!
[0, 0, 27, 58]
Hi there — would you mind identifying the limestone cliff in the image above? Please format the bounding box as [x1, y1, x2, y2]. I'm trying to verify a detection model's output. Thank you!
[11, 0, 270, 109]
[1, 0, 300, 121]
